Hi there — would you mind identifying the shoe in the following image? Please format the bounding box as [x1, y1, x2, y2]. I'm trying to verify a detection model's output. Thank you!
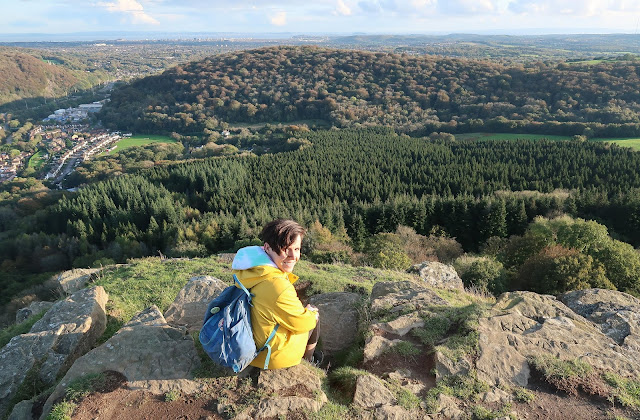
[310, 350, 324, 367]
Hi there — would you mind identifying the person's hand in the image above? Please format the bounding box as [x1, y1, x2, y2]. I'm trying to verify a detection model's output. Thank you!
[306, 304, 319, 322]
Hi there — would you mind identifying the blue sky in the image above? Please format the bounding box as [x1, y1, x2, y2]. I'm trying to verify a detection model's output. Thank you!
[3, 0, 640, 36]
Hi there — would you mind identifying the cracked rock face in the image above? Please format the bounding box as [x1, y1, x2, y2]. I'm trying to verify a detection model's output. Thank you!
[163, 275, 227, 332]
[560, 288, 640, 349]
[0, 286, 108, 419]
[308, 292, 361, 354]
[476, 291, 640, 387]
[40, 305, 202, 419]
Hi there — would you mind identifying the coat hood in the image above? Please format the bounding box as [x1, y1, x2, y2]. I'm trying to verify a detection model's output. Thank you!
[232, 246, 298, 289]
[232, 246, 277, 270]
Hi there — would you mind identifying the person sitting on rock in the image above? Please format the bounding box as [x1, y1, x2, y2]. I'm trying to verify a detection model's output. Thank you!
[231, 218, 320, 369]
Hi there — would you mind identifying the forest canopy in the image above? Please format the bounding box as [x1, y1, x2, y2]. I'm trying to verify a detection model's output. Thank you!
[100, 46, 640, 137]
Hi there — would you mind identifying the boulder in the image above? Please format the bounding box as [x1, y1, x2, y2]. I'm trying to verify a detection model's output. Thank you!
[370, 281, 449, 317]
[364, 335, 402, 362]
[251, 363, 327, 418]
[164, 276, 227, 332]
[476, 291, 640, 388]
[7, 400, 33, 420]
[15, 301, 54, 324]
[308, 292, 361, 354]
[409, 262, 464, 290]
[373, 312, 424, 336]
[0, 286, 107, 419]
[560, 288, 640, 349]
[48, 268, 102, 295]
[352, 374, 396, 409]
[40, 305, 202, 419]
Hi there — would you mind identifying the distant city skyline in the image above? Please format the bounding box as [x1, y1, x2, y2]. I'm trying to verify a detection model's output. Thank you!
[3, 0, 640, 39]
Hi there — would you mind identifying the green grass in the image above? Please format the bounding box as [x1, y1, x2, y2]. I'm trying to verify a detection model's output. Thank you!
[27, 150, 47, 170]
[105, 134, 177, 155]
[46, 401, 76, 420]
[455, 132, 640, 151]
[0, 309, 46, 348]
[528, 355, 593, 381]
[591, 138, 640, 151]
[602, 372, 640, 408]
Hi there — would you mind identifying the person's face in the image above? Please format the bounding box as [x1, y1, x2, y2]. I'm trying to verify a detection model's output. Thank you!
[264, 235, 302, 273]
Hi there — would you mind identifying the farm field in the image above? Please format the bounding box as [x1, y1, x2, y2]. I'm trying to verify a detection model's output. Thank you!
[456, 132, 640, 150]
[591, 137, 640, 151]
[105, 135, 177, 155]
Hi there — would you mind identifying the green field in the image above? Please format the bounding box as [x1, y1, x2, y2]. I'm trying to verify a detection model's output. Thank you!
[591, 138, 640, 151]
[27, 150, 46, 170]
[454, 133, 640, 151]
[456, 133, 571, 142]
[105, 135, 177, 155]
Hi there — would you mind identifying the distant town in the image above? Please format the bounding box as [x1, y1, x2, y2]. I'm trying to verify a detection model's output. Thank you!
[0, 100, 127, 185]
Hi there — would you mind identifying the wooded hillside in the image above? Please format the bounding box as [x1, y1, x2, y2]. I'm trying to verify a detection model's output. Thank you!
[100, 46, 640, 136]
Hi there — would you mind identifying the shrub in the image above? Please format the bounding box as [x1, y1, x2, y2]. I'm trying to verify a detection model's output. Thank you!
[455, 256, 507, 295]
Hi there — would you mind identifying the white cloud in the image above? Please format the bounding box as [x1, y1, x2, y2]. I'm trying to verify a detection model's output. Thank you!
[269, 11, 287, 26]
[508, 0, 640, 15]
[336, 0, 352, 16]
[437, 0, 495, 15]
[96, 0, 160, 24]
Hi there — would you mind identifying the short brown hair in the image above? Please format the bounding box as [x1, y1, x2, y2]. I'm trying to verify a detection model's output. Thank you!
[260, 219, 305, 254]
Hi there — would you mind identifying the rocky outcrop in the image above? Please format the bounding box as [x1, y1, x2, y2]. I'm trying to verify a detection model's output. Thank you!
[0, 286, 107, 418]
[353, 373, 396, 408]
[248, 363, 327, 418]
[164, 275, 227, 332]
[15, 301, 54, 324]
[41, 305, 202, 419]
[308, 292, 361, 354]
[560, 288, 640, 350]
[409, 261, 464, 290]
[370, 281, 449, 316]
[47, 268, 103, 295]
[476, 291, 640, 387]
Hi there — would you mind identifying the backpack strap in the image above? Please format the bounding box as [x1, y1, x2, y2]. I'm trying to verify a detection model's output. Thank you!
[259, 324, 279, 370]
[233, 274, 253, 304]
[233, 274, 280, 369]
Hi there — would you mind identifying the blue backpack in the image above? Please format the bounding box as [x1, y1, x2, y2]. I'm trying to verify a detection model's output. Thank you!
[199, 274, 279, 372]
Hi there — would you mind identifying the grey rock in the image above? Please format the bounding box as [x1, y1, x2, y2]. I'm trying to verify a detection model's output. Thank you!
[164, 276, 227, 332]
[15, 301, 54, 324]
[308, 292, 361, 354]
[7, 400, 33, 420]
[476, 291, 640, 388]
[434, 350, 472, 381]
[374, 312, 424, 336]
[560, 288, 640, 347]
[49, 268, 102, 295]
[437, 394, 465, 420]
[252, 363, 327, 418]
[370, 281, 449, 317]
[409, 261, 464, 290]
[480, 388, 513, 404]
[40, 305, 202, 419]
[364, 335, 402, 363]
[352, 374, 396, 409]
[0, 286, 107, 418]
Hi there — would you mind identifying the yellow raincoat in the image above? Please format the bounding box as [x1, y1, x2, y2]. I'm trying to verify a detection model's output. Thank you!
[232, 246, 317, 369]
